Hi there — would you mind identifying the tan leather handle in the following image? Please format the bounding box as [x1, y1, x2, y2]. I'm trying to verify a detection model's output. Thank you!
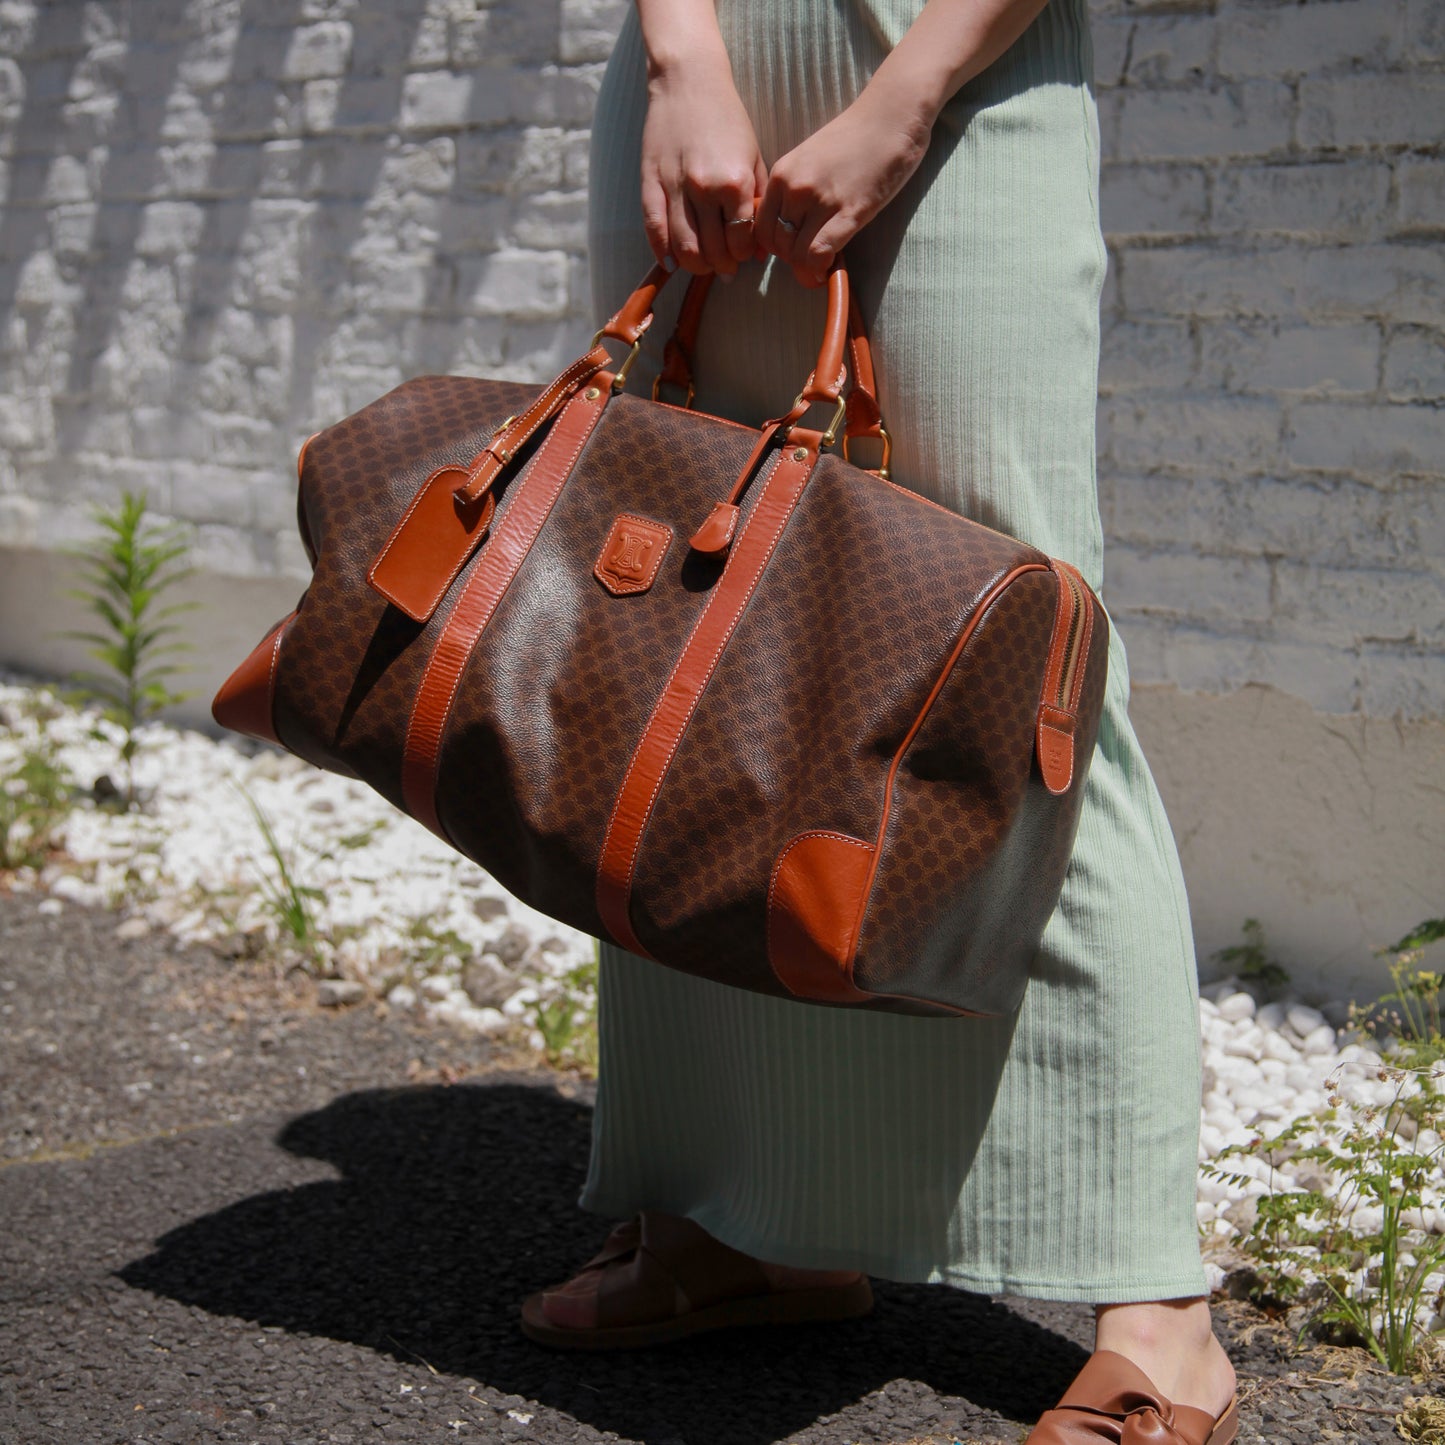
[598, 257, 852, 410]
[655, 266, 885, 454]
[598, 262, 673, 346]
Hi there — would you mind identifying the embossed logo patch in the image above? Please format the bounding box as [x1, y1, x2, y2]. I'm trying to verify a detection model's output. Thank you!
[594, 513, 672, 596]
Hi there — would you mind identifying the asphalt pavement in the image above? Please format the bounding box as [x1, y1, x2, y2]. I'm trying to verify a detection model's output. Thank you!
[0, 890, 1429, 1444]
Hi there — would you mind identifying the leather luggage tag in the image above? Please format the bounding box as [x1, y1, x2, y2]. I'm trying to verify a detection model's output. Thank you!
[367, 468, 495, 623]
[368, 347, 610, 623]
[594, 514, 672, 596]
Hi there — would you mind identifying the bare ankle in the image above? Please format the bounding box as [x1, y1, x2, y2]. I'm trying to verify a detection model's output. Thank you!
[1093, 1298, 1235, 1417]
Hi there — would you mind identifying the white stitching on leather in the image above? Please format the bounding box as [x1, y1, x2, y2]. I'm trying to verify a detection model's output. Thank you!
[369, 464, 461, 582]
[597, 445, 814, 937]
[404, 388, 606, 833]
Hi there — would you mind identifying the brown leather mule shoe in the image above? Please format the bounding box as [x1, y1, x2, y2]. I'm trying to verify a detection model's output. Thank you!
[1026, 1349, 1239, 1444]
[519, 1210, 874, 1350]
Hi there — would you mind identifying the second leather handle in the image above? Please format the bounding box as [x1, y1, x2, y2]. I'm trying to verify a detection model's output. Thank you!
[657, 269, 885, 441]
[599, 259, 851, 407]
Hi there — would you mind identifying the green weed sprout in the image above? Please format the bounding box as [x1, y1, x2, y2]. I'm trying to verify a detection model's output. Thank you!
[528, 952, 599, 1072]
[66, 491, 195, 808]
[1212, 916, 1290, 996]
[0, 743, 73, 870]
[242, 789, 324, 968]
[1349, 915, 1445, 1069]
[1208, 1061, 1445, 1374]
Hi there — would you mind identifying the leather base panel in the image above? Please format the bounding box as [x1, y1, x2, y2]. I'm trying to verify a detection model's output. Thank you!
[211, 610, 297, 747]
[767, 830, 876, 1004]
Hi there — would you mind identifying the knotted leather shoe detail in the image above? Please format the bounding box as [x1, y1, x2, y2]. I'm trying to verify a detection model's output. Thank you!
[1026, 1350, 1238, 1445]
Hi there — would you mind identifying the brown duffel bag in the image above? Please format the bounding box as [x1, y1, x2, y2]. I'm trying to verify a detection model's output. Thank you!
[213, 261, 1107, 1017]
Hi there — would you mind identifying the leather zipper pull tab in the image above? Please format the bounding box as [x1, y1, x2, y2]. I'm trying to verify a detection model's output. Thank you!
[686, 420, 786, 561]
[688, 501, 740, 557]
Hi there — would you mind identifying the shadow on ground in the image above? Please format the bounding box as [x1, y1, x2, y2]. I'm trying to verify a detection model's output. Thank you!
[120, 1082, 1087, 1444]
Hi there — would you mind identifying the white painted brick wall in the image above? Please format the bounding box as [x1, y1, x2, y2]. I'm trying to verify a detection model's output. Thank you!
[1095, 0, 1445, 718]
[0, 0, 1439, 719]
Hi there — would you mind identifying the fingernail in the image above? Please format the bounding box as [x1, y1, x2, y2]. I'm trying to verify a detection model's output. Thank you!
[661, 256, 677, 273]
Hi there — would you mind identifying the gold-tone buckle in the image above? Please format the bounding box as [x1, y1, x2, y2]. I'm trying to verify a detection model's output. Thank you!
[590, 330, 645, 393]
[783, 392, 848, 451]
[843, 424, 892, 479]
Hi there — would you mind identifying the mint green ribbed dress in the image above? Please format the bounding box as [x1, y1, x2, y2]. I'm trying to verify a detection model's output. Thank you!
[581, 0, 1207, 1303]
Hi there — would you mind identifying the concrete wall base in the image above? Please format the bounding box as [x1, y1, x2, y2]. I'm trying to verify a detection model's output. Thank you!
[3, 545, 1439, 1004]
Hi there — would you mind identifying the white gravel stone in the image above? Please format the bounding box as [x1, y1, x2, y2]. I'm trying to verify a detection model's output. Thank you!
[1286, 1003, 1328, 1037]
[1257, 1002, 1286, 1031]
[317, 979, 365, 1007]
[1223, 1023, 1265, 1060]
[1217, 991, 1257, 1022]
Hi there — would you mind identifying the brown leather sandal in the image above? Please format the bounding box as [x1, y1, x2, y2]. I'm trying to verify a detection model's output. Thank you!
[519, 1210, 874, 1351]
[1025, 1349, 1239, 1445]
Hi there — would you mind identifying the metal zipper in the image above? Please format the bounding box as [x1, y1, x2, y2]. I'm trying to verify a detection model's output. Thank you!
[1056, 566, 1086, 711]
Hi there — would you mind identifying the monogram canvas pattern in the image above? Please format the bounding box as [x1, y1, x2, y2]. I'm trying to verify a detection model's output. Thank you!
[628, 453, 1047, 1003]
[432, 393, 769, 934]
[225, 356, 1109, 1017]
[851, 566, 1071, 1012]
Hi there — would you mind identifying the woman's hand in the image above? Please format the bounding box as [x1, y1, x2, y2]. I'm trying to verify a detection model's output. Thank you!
[640, 57, 769, 279]
[756, 83, 934, 288]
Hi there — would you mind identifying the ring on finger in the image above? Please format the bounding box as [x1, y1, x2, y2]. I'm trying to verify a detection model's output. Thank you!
[727, 216, 754, 228]
[777, 217, 799, 235]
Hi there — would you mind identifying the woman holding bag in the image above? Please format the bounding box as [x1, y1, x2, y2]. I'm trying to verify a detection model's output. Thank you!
[524, 1, 1239, 1439]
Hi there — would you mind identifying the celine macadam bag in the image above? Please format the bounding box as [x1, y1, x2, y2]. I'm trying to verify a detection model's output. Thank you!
[213, 260, 1107, 1017]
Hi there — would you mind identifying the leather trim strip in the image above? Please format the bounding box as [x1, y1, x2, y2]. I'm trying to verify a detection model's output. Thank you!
[400, 382, 612, 838]
[840, 563, 1051, 972]
[454, 345, 610, 506]
[1035, 560, 1097, 795]
[595, 431, 823, 957]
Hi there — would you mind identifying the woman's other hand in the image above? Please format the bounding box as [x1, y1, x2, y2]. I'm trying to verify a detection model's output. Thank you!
[757, 87, 932, 289]
[754, 0, 1053, 287]
[640, 46, 768, 278]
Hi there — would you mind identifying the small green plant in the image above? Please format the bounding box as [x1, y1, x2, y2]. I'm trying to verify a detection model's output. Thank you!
[1358, 918, 1445, 1068]
[528, 953, 598, 1072]
[66, 491, 195, 808]
[0, 743, 73, 870]
[1212, 916, 1290, 996]
[243, 790, 324, 967]
[1208, 1061, 1445, 1374]
[405, 916, 472, 970]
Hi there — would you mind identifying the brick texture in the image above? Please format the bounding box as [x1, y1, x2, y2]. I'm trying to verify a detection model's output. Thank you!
[1095, 0, 1444, 719]
[0, 0, 1439, 720]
